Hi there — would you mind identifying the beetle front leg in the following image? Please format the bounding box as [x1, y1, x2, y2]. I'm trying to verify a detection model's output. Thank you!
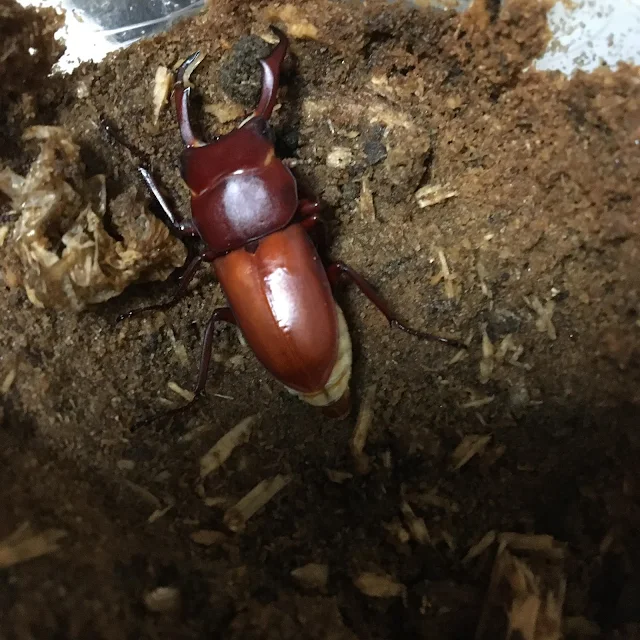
[134, 307, 236, 428]
[117, 251, 207, 322]
[298, 199, 327, 253]
[138, 167, 200, 239]
[326, 262, 466, 349]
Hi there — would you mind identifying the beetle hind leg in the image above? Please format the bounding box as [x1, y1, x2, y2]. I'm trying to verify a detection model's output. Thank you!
[326, 262, 466, 349]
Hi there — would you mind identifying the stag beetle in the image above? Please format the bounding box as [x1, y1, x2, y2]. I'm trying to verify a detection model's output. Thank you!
[116, 27, 464, 423]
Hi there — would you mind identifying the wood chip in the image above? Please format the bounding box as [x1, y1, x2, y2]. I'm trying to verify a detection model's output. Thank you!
[144, 586, 181, 614]
[350, 384, 377, 474]
[415, 184, 458, 208]
[400, 501, 430, 544]
[291, 563, 329, 591]
[0, 522, 66, 569]
[451, 434, 492, 470]
[223, 474, 292, 533]
[463, 530, 497, 564]
[354, 572, 406, 598]
[152, 65, 173, 125]
[200, 415, 258, 479]
[0, 225, 9, 247]
[190, 530, 228, 546]
[167, 381, 195, 403]
[359, 176, 376, 221]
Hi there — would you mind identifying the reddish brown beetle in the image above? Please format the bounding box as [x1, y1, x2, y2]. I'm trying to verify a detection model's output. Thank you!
[117, 27, 463, 422]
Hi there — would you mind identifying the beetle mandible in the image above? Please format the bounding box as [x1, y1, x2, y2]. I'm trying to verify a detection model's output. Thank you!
[118, 27, 464, 423]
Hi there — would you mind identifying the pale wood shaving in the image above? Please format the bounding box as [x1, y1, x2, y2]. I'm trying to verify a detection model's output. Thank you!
[463, 530, 496, 564]
[0, 225, 8, 247]
[400, 501, 430, 544]
[562, 616, 600, 636]
[498, 533, 566, 559]
[525, 296, 557, 340]
[167, 381, 195, 403]
[0, 522, 66, 569]
[291, 563, 329, 591]
[359, 176, 376, 221]
[152, 65, 173, 125]
[475, 533, 566, 640]
[148, 502, 174, 523]
[350, 384, 376, 474]
[200, 415, 258, 479]
[203, 101, 245, 123]
[354, 572, 406, 598]
[415, 184, 458, 208]
[144, 586, 181, 613]
[460, 395, 495, 409]
[382, 519, 411, 545]
[190, 530, 228, 546]
[223, 474, 292, 533]
[1, 368, 16, 395]
[325, 468, 353, 484]
[264, 4, 319, 39]
[435, 248, 459, 299]
[451, 434, 492, 470]
[122, 479, 162, 508]
[477, 261, 493, 299]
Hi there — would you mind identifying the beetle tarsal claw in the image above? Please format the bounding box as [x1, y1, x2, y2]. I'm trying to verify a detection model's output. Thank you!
[176, 51, 204, 87]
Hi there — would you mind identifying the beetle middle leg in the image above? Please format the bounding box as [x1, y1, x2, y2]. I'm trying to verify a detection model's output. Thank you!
[326, 262, 466, 349]
[134, 307, 236, 427]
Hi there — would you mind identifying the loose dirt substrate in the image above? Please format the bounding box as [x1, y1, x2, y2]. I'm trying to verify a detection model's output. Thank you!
[0, 0, 639, 638]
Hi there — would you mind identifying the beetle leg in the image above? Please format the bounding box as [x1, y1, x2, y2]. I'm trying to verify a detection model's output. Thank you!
[116, 252, 205, 323]
[326, 262, 466, 349]
[174, 51, 205, 147]
[254, 26, 289, 120]
[138, 167, 200, 239]
[134, 307, 236, 428]
[299, 210, 328, 255]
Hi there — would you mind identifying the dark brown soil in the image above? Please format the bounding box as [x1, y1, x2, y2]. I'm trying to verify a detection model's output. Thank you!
[1, 0, 639, 638]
